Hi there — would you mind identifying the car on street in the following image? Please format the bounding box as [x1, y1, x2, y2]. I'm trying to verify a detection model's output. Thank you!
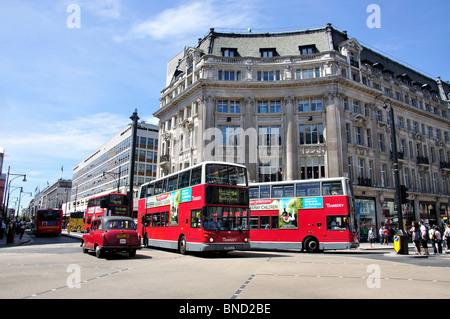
[82, 216, 141, 258]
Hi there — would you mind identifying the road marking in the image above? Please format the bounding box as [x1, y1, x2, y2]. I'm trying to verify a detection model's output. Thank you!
[231, 274, 255, 299]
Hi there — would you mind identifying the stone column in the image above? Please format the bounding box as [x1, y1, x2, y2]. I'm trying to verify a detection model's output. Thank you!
[325, 91, 344, 177]
[285, 95, 296, 180]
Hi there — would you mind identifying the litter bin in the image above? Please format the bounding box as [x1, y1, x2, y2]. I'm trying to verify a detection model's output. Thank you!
[394, 234, 409, 255]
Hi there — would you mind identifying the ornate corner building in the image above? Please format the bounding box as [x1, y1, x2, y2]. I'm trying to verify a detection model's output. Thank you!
[154, 24, 450, 231]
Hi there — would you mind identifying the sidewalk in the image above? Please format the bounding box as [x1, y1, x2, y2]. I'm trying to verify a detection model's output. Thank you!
[0, 232, 32, 248]
[61, 229, 83, 240]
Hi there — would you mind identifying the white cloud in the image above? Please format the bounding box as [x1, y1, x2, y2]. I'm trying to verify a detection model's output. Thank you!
[116, 0, 262, 42]
[3, 113, 129, 164]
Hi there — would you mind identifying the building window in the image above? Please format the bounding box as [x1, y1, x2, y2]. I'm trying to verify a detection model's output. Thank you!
[217, 125, 241, 146]
[260, 48, 277, 57]
[296, 68, 321, 79]
[217, 100, 240, 113]
[298, 45, 317, 55]
[378, 134, 385, 152]
[258, 100, 281, 113]
[221, 48, 238, 57]
[298, 98, 322, 112]
[258, 162, 282, 182]
[299, 124, 324, 145]
[381, 164, 387, 187]
[300, 157, 325, 179]
[257, 71, 280, 81]
[258, 126, 281, 146]
[218, 70, 241, 81]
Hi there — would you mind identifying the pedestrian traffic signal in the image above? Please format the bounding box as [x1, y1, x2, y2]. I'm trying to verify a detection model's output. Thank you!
[400, 185, 408, 203]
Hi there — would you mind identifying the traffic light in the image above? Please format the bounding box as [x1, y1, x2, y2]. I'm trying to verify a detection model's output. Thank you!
[400, 185, 408, 203]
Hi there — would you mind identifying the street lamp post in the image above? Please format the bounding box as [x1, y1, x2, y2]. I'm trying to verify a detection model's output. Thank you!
[103, 165, 121, 193]
[4, 172, 26, 219]
[384, 99, 404, 233]
[128, 109, 139, 218]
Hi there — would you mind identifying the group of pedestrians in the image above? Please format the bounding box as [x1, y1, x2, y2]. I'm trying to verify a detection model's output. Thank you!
[367, 225, 393, 247]
[0, 218, 27, 244]
[366, 222, 450, 254]
[411, 221, 450, 255]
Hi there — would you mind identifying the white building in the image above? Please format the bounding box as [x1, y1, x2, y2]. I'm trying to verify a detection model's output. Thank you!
[154, 24, 450, 231]
[71, 122, 159, 216]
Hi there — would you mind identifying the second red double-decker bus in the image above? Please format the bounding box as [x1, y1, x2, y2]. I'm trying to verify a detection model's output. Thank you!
[85, 193, 129, 231]
[138, 161, 250, 254]
[249, 177, 359, 252]
[31, 209, 63, 236]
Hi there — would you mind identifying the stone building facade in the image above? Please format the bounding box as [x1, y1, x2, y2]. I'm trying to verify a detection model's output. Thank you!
[154, 24, 450, 232]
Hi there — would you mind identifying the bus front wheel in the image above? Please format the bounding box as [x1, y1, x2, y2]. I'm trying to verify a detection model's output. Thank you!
[303, 237, 320, 253]
[178, 235, 187, 255]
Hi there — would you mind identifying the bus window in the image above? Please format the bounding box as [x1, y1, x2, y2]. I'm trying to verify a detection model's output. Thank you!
[168, 175, 179, 192]
[140, 185, 147, 199]
[260, 185, 270, 198]
[191, 167, 202, 186]
[179, 170, 190, 189]
[206, 164, 247, 186]
[147, 183, 154, 196]
[162, 178, 168, 193]
[296, 182, 320, 197]
[249, 187, 259, 199]
[322, 181, 343, 196]
[326, 216, 348, 231]
[260, 216, 270, 229]
[154, 180, 163, 195]
[271, 186, 284, 198]
[346, 179, 354, 197]
[283, 185, 294, 197]
[271, 216, 279, 229]
[191, 209, 202, 228]
[152, 213, 161, 227]
[250, 217, 259, 229]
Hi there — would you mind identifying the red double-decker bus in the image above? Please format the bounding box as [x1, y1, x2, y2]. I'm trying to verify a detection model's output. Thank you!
[31, 209, 63, 236]
[249, 177, 359, 252]
[137, 162, 250, 254]
[85, 193, 129, 231]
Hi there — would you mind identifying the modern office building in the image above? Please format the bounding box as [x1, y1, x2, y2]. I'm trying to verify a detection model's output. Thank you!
[71, 122, 159, 216]
[27, 179, 72, 219]
[154, 24, 450, 231]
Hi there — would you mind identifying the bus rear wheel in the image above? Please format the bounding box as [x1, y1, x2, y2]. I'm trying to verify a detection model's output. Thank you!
[303, 237, 320, 253]
[178, 235, 187, 255]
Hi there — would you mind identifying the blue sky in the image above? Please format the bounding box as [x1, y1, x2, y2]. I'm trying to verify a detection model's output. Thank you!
[1, 0, 449, 210]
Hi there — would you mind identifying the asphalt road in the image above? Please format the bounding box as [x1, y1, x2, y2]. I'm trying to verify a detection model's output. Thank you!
[1, 231, 449, 305]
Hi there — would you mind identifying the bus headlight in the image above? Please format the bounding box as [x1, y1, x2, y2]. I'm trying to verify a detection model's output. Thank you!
[209, 237, 214, 243]
[244, 237, 248, 243]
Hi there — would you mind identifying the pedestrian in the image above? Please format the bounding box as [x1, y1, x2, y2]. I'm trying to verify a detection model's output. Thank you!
[419, 221, 429, 256]
[19, 219, 26, 240]
[428, 225, 437, 254]
[6, 219, 15, 244]
[368, 227, 376, 248]
[383, 226, 389, 245]
[0, 219, 6, 240]
[434, 226, 442, 254]
[379, 226, 385, 245]
[411, 221, 421, 255]
[444, 225, 450, 254]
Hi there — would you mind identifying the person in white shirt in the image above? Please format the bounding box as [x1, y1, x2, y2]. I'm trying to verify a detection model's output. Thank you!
[419, 221, 429, 256]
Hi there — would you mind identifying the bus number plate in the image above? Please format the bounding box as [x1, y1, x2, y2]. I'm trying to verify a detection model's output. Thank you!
[120, 239, 126, 244]
[224, 246, 235, 250]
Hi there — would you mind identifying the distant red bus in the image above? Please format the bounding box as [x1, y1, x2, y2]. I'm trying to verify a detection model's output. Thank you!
[85, 193, 129, 231]
[31, 209, 63, 236]
[249, 177, 359, 252]
[137, 161, 250, 254]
